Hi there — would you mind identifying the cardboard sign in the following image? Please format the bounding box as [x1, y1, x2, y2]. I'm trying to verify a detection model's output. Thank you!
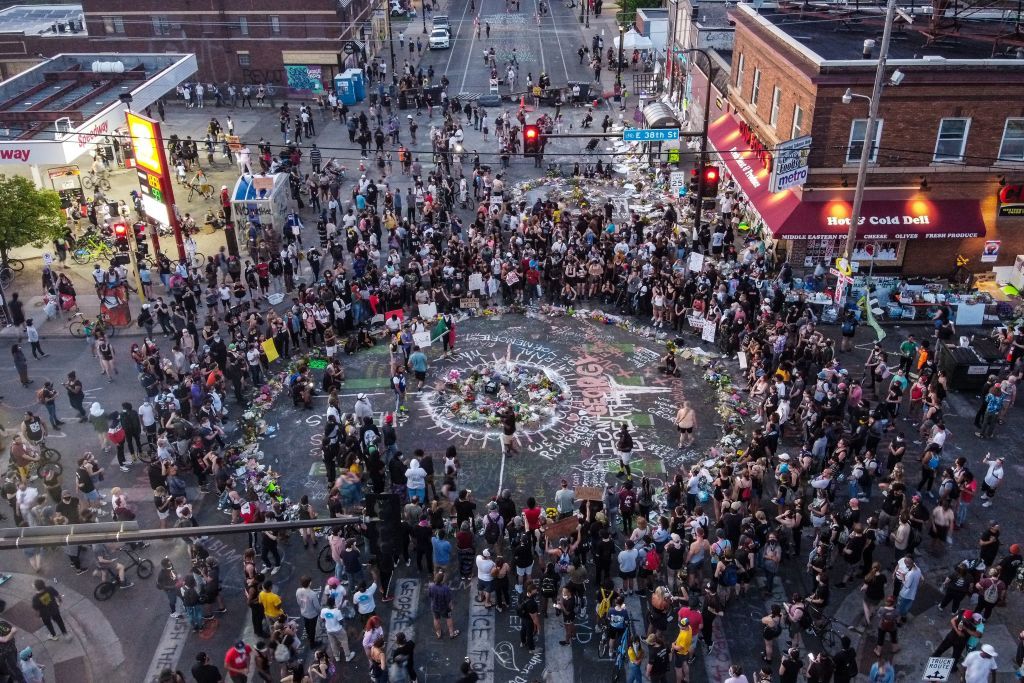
[544, 515, 580, 540]
[459, 297, 480, 309]
[688, 315, 705, 329]
[262, 339, 279, 364]
[418, 302, 437, 320]
[688, 251, 704, 273]
[505, 271, 520, 286]
[412, 331, 432, 348]
[575, 486, 604, 502]
[701, 319, 716, 343]
[468, 273, 484, 292]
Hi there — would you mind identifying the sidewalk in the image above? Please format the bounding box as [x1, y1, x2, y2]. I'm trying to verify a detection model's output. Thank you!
[0, 572, 125, 683]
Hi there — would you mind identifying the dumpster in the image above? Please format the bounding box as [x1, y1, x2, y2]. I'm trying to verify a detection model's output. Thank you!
[937, 339, 1010, 392]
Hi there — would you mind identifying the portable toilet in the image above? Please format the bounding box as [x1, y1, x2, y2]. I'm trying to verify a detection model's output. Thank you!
[347, 68, 366, 102]
[335, 73, 356, 106]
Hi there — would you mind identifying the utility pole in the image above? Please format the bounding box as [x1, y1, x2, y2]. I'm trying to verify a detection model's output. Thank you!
[843, 0, 898, 261]
[685, 48, 714, 235]
[385, 0, 397, 71]
[616, 24, 625, 86]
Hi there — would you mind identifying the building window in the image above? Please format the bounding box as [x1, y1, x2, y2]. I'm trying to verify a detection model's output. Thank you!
[770, 87, 782, 127]
[791, 104, 804, 139]
[933, 118, 970, 162]
[102, 16, 125, 34]
[999, 118, 1024, 162]
[152, 16, 170, 36]
[751, 69, 761, 109]
[237, 52, 251, 67]
[238, 17, 249, 35]
[735, 53, 744, 95]
[270, 16, 281, 34]
[847, 118, 883, 163]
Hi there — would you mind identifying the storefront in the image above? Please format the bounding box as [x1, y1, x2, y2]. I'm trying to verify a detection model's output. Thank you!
[281, 51, 343, 97]
[707, 112, 989, 276]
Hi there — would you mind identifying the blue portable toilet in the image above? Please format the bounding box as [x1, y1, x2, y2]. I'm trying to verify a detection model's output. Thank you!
[336, 73, 356, 106]
[347, 68, 366, 101]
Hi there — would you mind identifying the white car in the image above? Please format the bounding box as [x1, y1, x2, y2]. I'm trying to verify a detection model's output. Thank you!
[429, 27, 450, 49]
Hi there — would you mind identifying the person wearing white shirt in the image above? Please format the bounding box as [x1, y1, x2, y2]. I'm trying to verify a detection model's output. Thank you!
[980, 454, 1004, 507]
[475, 550, 496, 608]
[353, 581, 377, 616]
[896, 555, 922, 621]
[321, 593, 356, 662]
[961, 645, 998, 683]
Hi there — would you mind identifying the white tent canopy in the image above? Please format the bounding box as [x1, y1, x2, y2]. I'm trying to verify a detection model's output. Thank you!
[613, 29, 654, 51]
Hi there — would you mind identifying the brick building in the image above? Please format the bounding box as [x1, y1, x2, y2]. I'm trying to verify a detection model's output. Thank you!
[690, 2, 1024, 276]
[0, 1, 379, 89]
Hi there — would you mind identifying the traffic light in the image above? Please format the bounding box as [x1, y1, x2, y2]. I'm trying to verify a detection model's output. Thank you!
[702, 165, 721, 198]
[112, 222, 129, 250]
[523, 124, 540, 157]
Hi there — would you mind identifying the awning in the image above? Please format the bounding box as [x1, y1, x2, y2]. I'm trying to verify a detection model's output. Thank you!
[642, 102, 680, 129]
[777, 197, 987, 240]
[707, 112, 801, 232]
[707, 112, 987, 241]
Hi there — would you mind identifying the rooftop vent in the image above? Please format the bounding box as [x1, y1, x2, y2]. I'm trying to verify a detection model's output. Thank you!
[862, 39, 876, 59]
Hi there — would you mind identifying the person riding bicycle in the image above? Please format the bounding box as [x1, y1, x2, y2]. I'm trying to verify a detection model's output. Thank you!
[9, 435, 40, 483]
[93, 543, 133, 588]
[20, 412, 46, 453]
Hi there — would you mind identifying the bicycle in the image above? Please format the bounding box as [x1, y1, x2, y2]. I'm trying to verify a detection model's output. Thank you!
[68, 311, 119, 339]
[94, 545, 153, 601]
[187, 178, 216, 201]
[807, 609, 846, 652]
[71, 233, 115, 265]
[187, 251, 206, 269]
[133, 440, 158, 464]
[610, 617, 634, 683]
[81, 170, 111, 192]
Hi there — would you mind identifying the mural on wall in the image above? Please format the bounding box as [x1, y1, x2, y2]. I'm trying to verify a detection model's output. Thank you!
[285, 65, 324, 96]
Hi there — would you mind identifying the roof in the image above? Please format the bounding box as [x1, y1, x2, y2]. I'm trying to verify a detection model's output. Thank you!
[693, 1, 734, 29]
[754, 5, 1019, 62]
[0, 4, 84, 37]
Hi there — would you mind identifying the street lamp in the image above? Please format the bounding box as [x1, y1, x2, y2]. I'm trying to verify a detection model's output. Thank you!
[838, 0, 898, 263]
[422, 0, 427, 35]
[616, 24, 626, 87]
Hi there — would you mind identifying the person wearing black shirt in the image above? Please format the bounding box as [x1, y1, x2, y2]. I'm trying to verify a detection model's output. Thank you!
[191, 651, 223, 683]
[779, 647, 803, 683]
[998, 545, 1023, 586]
[31, 579, 67, 639]
[832, 636, 859, 683]
[979, 521, 1002, 567]
[455, 659, 480, 683]
[454, 490, 477, 530]
[594, 530, 615, 588]
[519, 584, 540, 651]
[646, 633, 670, 683]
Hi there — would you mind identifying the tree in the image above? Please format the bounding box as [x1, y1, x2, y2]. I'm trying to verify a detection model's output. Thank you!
[0, 174, 65, 266]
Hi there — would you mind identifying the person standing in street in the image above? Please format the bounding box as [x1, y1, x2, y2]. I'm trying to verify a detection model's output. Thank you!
[979, 455, 1004, 507]
[519, 582, 540, 651]
[11, 343, 31, 386]
[63, 371, 87, 422]
[30, 579, 67, 641]
[23, 319, 45, 359]
[37, 382, 63, 429]
[223, 641, 251, 683]
[191, 652, 223, 683]
[975, 387, 1004, 440]
[295, 576, 322, 650]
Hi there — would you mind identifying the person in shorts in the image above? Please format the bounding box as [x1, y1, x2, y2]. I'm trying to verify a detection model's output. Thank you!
[427, 572, 460, 639]
[476, 549, 496, 608]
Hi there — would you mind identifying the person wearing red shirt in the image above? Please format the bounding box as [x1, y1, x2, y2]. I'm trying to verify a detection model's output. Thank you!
[676, 598, 703, 636]
[522, 497, 543, 532]
[224, 641, 251, 682]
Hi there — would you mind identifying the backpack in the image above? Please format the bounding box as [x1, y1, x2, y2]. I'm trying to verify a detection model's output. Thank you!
[721, 561, 738, 587]
[983, 580, 1000, 604]
[484, 516, 501, 545]
[596, 589, 612, 620]
[274, 641, 291, 663]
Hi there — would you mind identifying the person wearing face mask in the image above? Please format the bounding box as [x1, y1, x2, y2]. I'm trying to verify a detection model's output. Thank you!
[761, 533, 783, 595]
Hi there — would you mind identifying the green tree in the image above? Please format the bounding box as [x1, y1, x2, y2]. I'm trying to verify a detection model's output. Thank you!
[0, 174, 64, 266]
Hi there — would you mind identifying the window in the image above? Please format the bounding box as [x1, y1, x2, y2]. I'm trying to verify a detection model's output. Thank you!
[735, 53, 745, 95]
[237, 52, 251, 67]
[933, 118, 970, 162]
[791, 104, 804, 139]
[102, 16, 125, 34]
[238, 17, 249, 35]
[270, 16, 281, 34]
[751, 69, 761, 109]
[769, 87, 782, 127]
[152, 16, 170, 36]
[847, 118, 883, 163]
[999, 118, 1024, 162]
